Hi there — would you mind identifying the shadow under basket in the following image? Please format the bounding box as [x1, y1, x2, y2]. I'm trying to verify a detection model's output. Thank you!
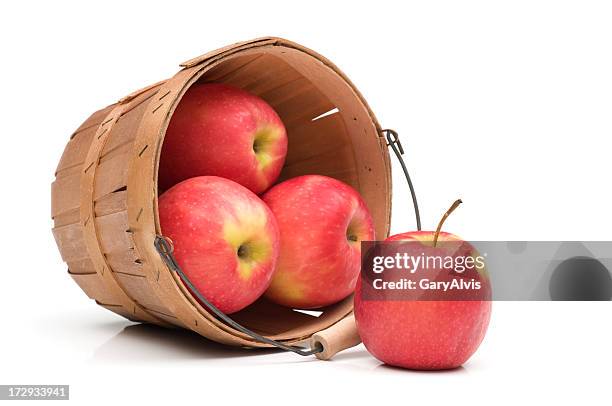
[51, 37, 392, 357]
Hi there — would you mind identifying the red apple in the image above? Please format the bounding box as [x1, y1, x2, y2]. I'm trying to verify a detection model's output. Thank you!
[355, 201, 492, 370]
[158, 176, 280, 314]
[159, 83, 288, 194]
[262, 175, 375, 308]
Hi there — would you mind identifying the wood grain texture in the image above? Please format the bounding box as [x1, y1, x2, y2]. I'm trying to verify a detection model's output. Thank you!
[312, 313, 361, 360]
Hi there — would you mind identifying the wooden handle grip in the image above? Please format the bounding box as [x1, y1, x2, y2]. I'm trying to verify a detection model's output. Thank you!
[311, 313, 361, 360]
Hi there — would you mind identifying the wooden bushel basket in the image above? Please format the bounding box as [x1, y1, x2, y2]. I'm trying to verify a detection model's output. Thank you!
[51, 37, 392, 359]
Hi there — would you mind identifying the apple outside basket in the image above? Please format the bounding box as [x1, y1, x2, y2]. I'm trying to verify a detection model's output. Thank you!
[51, 37, 405, 359]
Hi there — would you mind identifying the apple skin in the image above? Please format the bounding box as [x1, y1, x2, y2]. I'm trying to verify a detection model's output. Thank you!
[158, 176, 280, 314]
[261, 175, 375, 309]
[355, 231, 492, 370]
[159, 83, 288, 194]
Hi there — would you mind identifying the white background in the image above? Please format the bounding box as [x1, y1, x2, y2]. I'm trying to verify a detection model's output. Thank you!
[1, 1, 611, 405]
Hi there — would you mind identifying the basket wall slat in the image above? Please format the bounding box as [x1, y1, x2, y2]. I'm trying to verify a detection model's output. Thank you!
[94, 190, 128, 216]
[51, 172, 81, 218]
[113, 272, 173, 316]
[52, 222, 89, 262]
[97, 211, 134, 253]
[56, 127, 98, 176]
[105, 249, 144, 277]
[101, 95, 154, 157]
[56, 106, 115, 174]
[93, 154, 130, 200]
[138, 307, 186, 328]
[66, 258, 96, 275]
[279, 111, 358, 187]
[52, 209, 80, 228]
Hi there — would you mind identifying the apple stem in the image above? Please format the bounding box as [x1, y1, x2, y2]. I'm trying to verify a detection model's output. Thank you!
[433, 199, 463, 247]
